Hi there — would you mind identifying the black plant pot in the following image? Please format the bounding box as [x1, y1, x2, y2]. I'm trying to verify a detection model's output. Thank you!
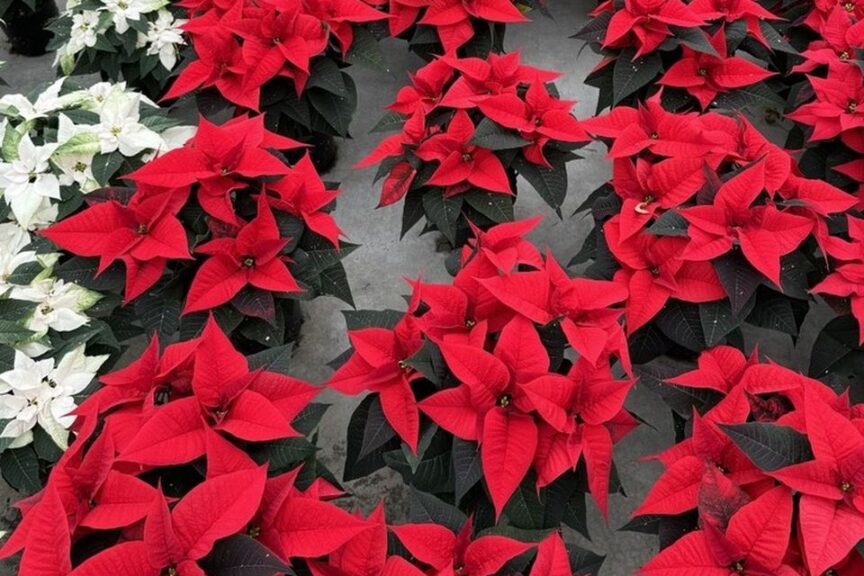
[1, 0, 57, 56]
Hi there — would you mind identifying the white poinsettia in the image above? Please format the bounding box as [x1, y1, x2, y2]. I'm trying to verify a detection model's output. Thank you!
[144, 10, 186, 70]
[52, 114, 98, 190]
[0, 78, 67, 121]
[100, 0, 160, 34]
[0, 223, 36, 294]
[0, 134, 60, 228]
[67, 11, 101, 55]
[0, 346, 107, 449]
[96, 91, 163, 156]
[11, 278, 100, 335]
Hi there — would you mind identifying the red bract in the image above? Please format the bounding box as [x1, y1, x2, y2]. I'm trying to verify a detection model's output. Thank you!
[390, 517, 534, 575]
[418, 0, 527, 54]
[69, 467, 268, 576]
[598, 0, 705, 57]
[415, 110, 513, 196]
[658, 30, 775, 109]
[794, 5, 864, 73]
[640, 486, 795, 576]
[526, 357, 636, 516]
[769, 388, 864, 575]
[127, 115, 302, 225]
[787, 66, 864, 153]
[689, 0, 780, 47]
[680, 162, 813, 286]
[477, 81, 589, 166]
[440, 52, 559, 109]
[813, 216, 864, 342]
[328, 313, 425, 451]
[41, 185, 192, 302]
[605, 217, 725, 334]
[185, 195, 301, 314]
[420, 316, 585, 517]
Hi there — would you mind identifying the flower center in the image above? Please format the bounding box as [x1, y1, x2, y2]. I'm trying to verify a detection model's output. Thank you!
[40, 305, 53, 315]
[841, 481, 854, 492]
[118, 0, 128, 8]
[649, 132, 659, 139]
[848, 100, 858, 113]
[248, 525, 261, 538]
[155, 387, 171, 405]
[730, 560, 745, 573]
[716, 463, 728, 474]
[220, 167, 230, 176]
[136, 224, 148, 235]
[497, 394, 512, 408]
[162, 567, 178, 576]
[461, 152, 473, 163]
[272, 36, 281, 44]
[697, 68, 708, 77]
[534, 116, 542, 126]
[110, 126, 123, 137]
[840, 51, 850, 61]
[46, 379, 57, 389]
[465, 318, 475, 328]
[74, 161, 87, 172]
[28, 173, 38, 183]
[242, 257, 255, 268]
[634, 195, 654, 214]
[650, 267, 660, 277]
[843, 1, 855, 11]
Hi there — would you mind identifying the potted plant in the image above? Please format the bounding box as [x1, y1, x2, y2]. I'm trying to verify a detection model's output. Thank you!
[359, 52, 589, 249]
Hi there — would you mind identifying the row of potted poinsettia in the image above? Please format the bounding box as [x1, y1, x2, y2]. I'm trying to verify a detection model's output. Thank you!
[2, 0, 864, 575]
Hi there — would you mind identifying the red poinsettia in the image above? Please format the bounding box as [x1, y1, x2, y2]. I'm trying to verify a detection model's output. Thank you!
[118, 316, 317, 465]
[769, 388, 864, 575]
[794, 5, 864, 73]
[419, 316, 573, 517]
[184, 194, 302, 314]
[69, 467, 268, 576]
[640, 486, 795, 576]
[41, 185, 192, 302]
[813, 216, 864, 342]
[127, 115, 303, 225]
[415, 109, 513, 196]
[418, 0, 527, 54]
[689, 0, 781, 47]
[440, 51, 559, 109]
[477, 80, 589, 165]
[605, 216, 725, 334]
[787, 65, 864, 153]
[390, 517, 534, 575]
[525, 357, 636, 516]
[356, 113, 426, 207]
[301, 0, 386, 56]
[658, 30, 775, 109]
[328, 313, 425, 451]
[598, 0, 706, 57]
[681, 161, 813, 286]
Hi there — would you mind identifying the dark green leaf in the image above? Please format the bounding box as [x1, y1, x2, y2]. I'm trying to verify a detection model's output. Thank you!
[713, 252, 762, 315]
[0, 320, 34, 346]
[1, 446, 41, 494]
[408, 488, 466, 533]
[422, 192, 463, 245]
[248, 437, 317, 473]
[464, 190, 514, 224]
[470, 118, 531, 150]
[655, 301, 705, 352]
[358, 395, 397, 460]
[647, 210, 688, 237]
[199, 535, 293, 576]
[343, 309, 404, 330]
[612, 48, 662, 105]
[720, 423, 813, 472]
[512, 155, 567, 216]
[451, 437, 482, 503]
[346, 26, 389, 73]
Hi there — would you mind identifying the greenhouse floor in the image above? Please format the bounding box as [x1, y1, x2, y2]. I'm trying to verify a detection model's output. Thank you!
[0, 1, 812, 573]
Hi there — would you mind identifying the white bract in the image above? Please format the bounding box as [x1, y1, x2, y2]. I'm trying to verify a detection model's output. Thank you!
[96, 91, 163, 155]
[0, 346, 107, 449]
[143, 10, 186, 70]
[0, 223, 36, 294]
[52, 114, 98, 190]
[100, 0, 160, 34]
[68, 11, 101, 55]
[0, 134, 60, 228]
[12, 278, 100, 336]
[0, 78, 67, 121]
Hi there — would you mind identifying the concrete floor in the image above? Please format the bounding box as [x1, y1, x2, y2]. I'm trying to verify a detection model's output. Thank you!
[0, 1, 810, 574]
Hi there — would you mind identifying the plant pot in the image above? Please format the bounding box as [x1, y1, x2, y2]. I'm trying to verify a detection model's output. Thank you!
[1, 0, 57, 56]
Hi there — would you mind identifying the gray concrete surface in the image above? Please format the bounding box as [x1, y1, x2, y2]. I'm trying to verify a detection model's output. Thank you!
[0, 2, 808, 574]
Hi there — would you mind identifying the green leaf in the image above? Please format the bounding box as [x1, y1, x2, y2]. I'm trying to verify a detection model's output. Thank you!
[647, 210, 688, 237]
[809, 315, 862, 378]
[308, 73, 357, 136]
[342, 309, 404, 330]
[452, 437, 482, 503]
[358, 395, 397, 460]
[713, 252, 762, 315]
[248, 437, 317, 473]
[307, 58, 347, 96]
[199, 535, 292, 576]
[747, 293, 800, 336]
[2, 124, 22, 161]
[713, 82, 785, 111]
[344, 395, 395, 481]
[134, 293, 181, 340]
[504, 480, 545, 529]
[91, 152, 125, 185]
[422, 192, 463, 245]
[612, 48, 662, 105]
[319, 262, 354, 306]
[291, 403, 329, 437]
[469, 118, 531, 150]
[53, 132, 100, 157]
[346, 26, 389, 73]
[32, 427, 63, 463]
[699, 299, 751, 347]
[512, 155, 567, 216]
[655, 301, 705, 352]
[370, 110, 405, 134]
[463, 190, 514, 224]
[758, 21, 798, 55]
[408, 488, 466, 533]
[720, 422, 814, 472]
[401, 189, 425, 239]
[567, 543, 605, 576]
[1, 446, 42, 494]
[571, 11, 611, 43]
[0, 320, 34, 346]
[671, 26, 719, 56]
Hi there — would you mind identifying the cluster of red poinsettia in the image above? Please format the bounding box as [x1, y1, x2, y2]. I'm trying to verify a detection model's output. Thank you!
[0, 314, 571, 575]
[637, 345, 864, 575]
[164, 0, 386, 109]
[42, 115, 342, 313]
[330, 216, 637, 518]
[359, 52, 588, 227]
[581, 95, 855, 334]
